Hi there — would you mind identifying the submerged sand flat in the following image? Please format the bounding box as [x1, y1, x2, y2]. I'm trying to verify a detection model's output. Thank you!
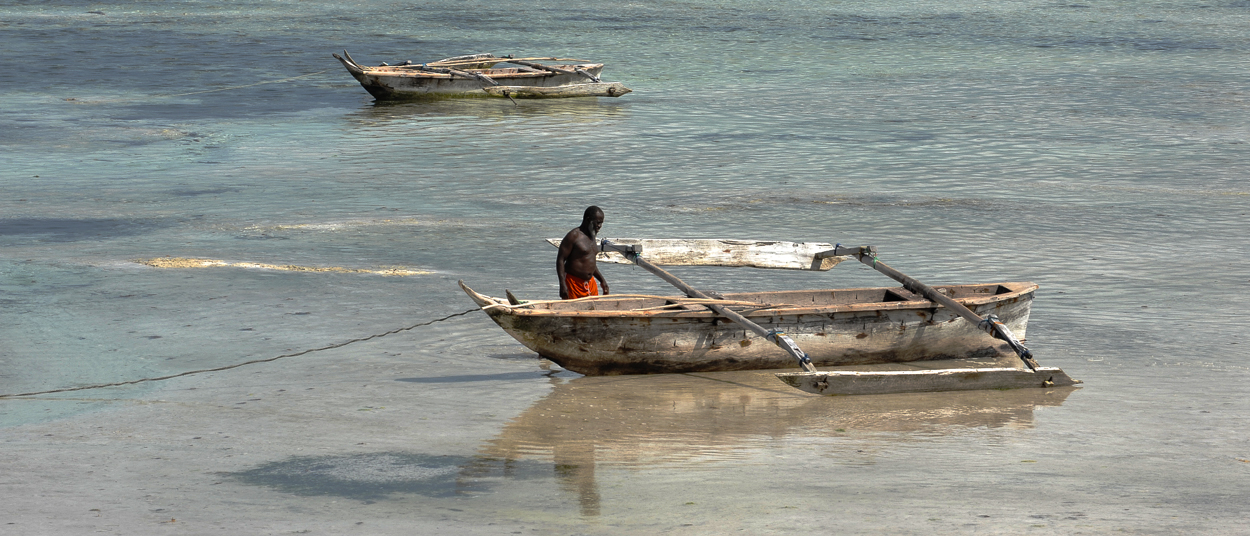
[0, 342, 1098, 535]
[249, 218, 425, 232]
[134, 257, 433, 276]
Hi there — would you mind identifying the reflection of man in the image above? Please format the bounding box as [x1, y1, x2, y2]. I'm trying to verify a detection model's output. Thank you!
[557, 206, 609, 299]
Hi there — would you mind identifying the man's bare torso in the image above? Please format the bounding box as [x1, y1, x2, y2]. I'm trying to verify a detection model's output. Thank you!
[557, 207, 607, 299]
[560, 227, 598, 280]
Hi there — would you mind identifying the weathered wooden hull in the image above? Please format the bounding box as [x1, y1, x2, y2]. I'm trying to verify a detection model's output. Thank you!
[333, 53, 618, 100]
[460, 281, 1037, 375]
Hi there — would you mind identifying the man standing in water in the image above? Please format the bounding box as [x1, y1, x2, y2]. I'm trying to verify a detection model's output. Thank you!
[557, 206, 610, 299]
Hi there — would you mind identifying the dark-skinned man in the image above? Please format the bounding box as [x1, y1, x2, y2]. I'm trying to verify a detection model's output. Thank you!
[557, 206, 610, 299]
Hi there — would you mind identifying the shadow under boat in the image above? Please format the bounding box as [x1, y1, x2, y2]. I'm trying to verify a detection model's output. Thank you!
[340, 94, 631, 128]
[469, 359, 1079, 516]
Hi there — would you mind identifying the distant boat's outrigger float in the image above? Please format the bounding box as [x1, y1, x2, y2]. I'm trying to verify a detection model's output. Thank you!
[333, 51, 631, 100]
[460, 238, 1080, 396]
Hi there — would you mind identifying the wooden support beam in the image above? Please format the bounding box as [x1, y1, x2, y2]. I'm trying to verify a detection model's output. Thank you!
[505, 60, 577, 75]
[778, 367, 1080, 396]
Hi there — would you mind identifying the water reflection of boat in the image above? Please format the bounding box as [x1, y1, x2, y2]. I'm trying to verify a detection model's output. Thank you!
[475, 368, 1077, 516]
[342, 97, 630, 128]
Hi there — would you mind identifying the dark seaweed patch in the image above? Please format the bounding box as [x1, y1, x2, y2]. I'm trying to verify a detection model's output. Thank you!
[0, 218, 164, 242]
[169, 187, 241, 197]
[228, 452, 546, 502]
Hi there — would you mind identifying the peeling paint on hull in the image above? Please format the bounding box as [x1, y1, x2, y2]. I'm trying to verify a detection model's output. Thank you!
[460, 281, 1036, 375]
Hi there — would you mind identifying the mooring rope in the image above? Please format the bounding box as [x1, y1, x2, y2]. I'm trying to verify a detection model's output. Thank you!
[62, 70, 333, 104]
[0, 308, 479, 399]
[160, 70, 332, 98]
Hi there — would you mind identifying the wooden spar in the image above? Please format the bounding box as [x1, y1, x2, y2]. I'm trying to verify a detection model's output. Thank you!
[404, 64, 499, 85]
[484, 83, 631, 99]
[509, 65, 545, 74]
[603, 240, 819, 373]
[572, 68, 602, 83]
[818, 245, 1040, 370]
[423, 53, 500, 68]
[505, 59, 578, 75]
[451, 68, 499, 86]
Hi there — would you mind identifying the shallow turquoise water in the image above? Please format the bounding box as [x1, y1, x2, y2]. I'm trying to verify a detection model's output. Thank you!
[2, 0, 1249, 531]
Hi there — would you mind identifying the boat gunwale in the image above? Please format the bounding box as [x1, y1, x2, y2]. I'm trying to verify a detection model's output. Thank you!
[357, 63, 605, 80]
[465, 282, 1038, 319]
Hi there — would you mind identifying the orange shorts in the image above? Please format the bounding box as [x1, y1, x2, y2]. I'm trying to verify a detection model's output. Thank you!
[564, 273, 599, 299]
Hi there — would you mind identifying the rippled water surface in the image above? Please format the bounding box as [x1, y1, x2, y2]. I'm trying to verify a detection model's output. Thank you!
[2, 0, 1248, 533]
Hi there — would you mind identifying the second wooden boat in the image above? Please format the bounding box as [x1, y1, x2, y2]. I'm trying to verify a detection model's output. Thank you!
[332, 51, 632, 100]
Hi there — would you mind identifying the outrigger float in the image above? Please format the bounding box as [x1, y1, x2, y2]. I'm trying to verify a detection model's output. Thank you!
[332, 51, 632, 100]
[459, 239, 1080, 396]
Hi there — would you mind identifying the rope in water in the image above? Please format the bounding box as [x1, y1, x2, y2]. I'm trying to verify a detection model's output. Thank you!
[160, 70, 332, 98]
[0, 308, 478, 399]
[63, 70, 333, 103]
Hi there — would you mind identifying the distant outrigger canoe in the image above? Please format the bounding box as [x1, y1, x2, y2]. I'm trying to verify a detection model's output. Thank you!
[332, 51, 632, 100]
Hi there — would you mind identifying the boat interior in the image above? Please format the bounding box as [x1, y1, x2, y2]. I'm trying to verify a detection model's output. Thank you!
[366, 63, 603, 76]
[504, 282, 1032, 313]
[340, 51, 602, 76]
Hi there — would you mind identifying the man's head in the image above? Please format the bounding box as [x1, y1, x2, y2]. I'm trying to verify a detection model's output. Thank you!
[581, 206, 604, 237]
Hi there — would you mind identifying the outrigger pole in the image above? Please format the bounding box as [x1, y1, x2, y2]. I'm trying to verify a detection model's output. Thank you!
[815, 245, 1040, 371]
[605, 240, 1079, 396]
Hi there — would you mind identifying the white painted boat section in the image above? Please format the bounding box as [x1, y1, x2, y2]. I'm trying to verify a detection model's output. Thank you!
[545, 238, 851, 270]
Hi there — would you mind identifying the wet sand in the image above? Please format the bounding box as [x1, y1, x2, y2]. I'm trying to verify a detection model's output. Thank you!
[7, 328, 1240, 535]
[2, 333, 552, 535]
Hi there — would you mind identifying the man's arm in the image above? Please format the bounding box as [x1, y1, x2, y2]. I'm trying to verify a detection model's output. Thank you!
[556, 234, 573, 299]
[593, 267, 609, 295]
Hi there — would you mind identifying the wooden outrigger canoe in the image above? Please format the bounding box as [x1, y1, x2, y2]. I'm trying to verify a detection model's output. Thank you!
[460, 280, 1036, 375]
[332, 51, 632, 100]
[461, 238, 1080, 395]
